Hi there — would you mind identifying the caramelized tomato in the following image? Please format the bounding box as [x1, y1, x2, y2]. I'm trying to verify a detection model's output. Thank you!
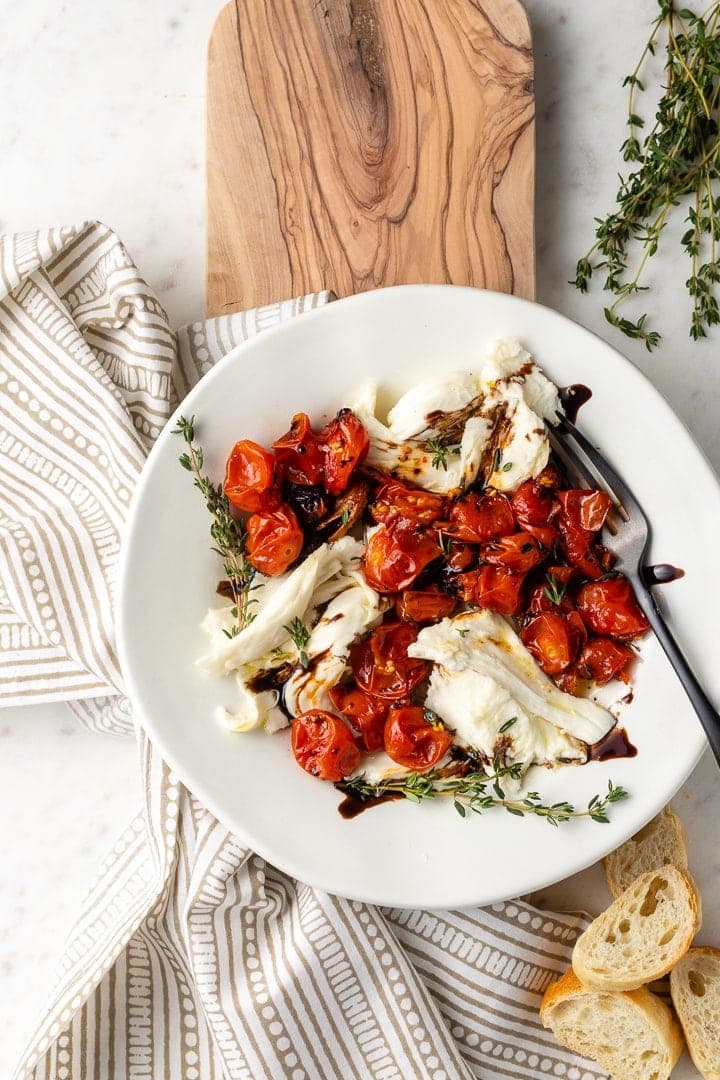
[291, 710, 360, 781]
[361, 520, 440, 593]
[577, 637, 635, 685]
[224, 440, 279, 513]
[396, 587, 457, 624]
[246, 505, 304, 576]
[556, 489, 614, 580]
[520, 611, 585, 676]
[370, 480, 445, 526]
[443, 492, 515, 543]
[320, 409, 369, 495]
[273, 413, 324, 486]
[481, 532, 545, 573]
[473, 565, 525, 615]
[557, 489, 613, 532]
[384, 705, 453, 771]
[328, 685, 389, 751]
[510, 469, 558, 528]
[576, 576, 650, 639]
[350, 622, 429, 699]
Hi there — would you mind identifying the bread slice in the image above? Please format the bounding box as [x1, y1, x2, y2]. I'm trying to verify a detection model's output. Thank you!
[604, 806, 688, 898]
[670, 947, 720, 1079]
[540, 967, 684, 1080]
[572, 865, 701, 991]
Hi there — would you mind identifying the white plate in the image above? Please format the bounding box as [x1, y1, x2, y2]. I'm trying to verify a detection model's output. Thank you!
[117, 286, 717, 909]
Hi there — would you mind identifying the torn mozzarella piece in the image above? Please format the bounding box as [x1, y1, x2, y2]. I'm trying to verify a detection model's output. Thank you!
[284, 571, 388, 716]
[409, 610, 615, 749]
[485, 383, 550, 493]
[350, 751, 415, 785]
[385, 370, 481, 439]
[198, 537, 363, 678]
[214, 682, 287, 734]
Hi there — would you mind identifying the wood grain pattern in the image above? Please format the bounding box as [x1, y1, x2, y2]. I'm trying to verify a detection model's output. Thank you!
[207, 0, 534, 315]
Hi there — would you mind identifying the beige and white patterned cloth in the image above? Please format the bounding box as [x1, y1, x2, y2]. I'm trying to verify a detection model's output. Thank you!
[1, 222, 607, 1080]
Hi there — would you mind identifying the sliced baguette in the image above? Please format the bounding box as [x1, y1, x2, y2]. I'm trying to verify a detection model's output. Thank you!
[573, 865, 701, 991]
[540, 967, 684, 1080]
[670, 947, 720, 1079]
[604, 806, 688, 899]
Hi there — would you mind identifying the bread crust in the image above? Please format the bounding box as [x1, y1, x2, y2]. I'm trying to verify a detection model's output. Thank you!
[670, 946, 720, 1080]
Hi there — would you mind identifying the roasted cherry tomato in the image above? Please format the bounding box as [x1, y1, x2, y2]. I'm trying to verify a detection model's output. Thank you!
[521, 523, 559, 548]
[224, 439, 279, 513]
[370, 479, 445, 526]
[527, 566, 576, 615]
[246, 504, 304, 576]
[361, 520, 440, 593]
[384, 705, 453, 771]
[291, 710, 360, 781]
[396, 587, 457, 624]
[445, 543, 476, 571]
[557, 489, 613, 533]
[576, 576, 650, 639]
[481, 532, 545, 573]
[328, 685, 388, 752]
[473, 565, 525, 615]
[577, 637, 635, 685]
[320, 409, 369, 495]
[443, 492, 515, 543]
[520, 611, 585, 676]
[273, 413, 324, 485]
[511, 471, 558, 528]
[350, 622, 429, 699]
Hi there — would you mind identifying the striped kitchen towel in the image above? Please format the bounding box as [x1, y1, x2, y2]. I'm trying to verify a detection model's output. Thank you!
[1, 222, 606, 1080]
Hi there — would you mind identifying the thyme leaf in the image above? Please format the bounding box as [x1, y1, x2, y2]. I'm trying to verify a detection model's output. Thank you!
[284, 616, 311, 669]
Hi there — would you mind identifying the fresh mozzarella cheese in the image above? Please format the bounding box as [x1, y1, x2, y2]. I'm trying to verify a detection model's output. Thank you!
[409, 610, 616, 750]
[284, 572, 388, 716]
[385, 370, 481, 439]
[424, 667, 585, 785]
[198, 536, 363, 678]
[214, 682, 287, 734]
[350, 751, 416, 785]
[485, 384, 550, 493]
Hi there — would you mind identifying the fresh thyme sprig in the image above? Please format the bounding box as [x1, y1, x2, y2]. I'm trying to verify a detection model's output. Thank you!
[284, 616, 311, 668]
[543, 573, 568, 607]
[573, 1, 720, 348]
[339, 766, 629, 825]
[173, 415, 256, 637]
[426, 437, 461, 471]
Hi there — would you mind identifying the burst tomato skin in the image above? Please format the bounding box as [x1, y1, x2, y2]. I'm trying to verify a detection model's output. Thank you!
[557, 489, 613, 532]
[328, 685, 389, 751]
[361, 520, 440, 593]
[481, 532, 545, 574]
[370, 480, 445, 526]
[350, 622, 429, 699]
[246, 505, 304, 576]
[577, 637, 635, 684]
[473, 565, 525, 615]
[384, 705, 453, 771]
[224, 440, 279, 512]
[511, 471, 558, 528]
[291, 710, 361, 781]
[576, 576, 650, 639]
[396, 587, 457, 624]
[273, 413, 325, 486]
[520, 611, 585, 676]
[443, 492, 515, 543]
[320, 409, 369, 495]
[556, 489, 613, 579]
[446, 543, 476, 571]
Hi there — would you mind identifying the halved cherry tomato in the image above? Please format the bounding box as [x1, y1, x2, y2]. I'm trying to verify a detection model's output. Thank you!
[320, 409, 369, 495]
[224, 440, 279, 513]
[328, 685, 388, 751]
[350, 622, 429, 699]
[246, 504, 304, 576]
[481, 532, 545, 573]
[473, 565, 525, 615]
[443, 492, 515, 543]
[291, 710, 360, 781]
[577, 637, 635, 685]
[273, 413, 324, 485]
[396, 587, 457, 624]
[384, 705, 453, 771]
[576, 576, 650, 639]
[361, 520, 440, 593]
[370, 480, 445, 526]
[520, 611, 585, 676]
[557, 490, 613, 533]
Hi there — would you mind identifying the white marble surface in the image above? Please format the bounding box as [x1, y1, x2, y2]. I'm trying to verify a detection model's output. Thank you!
[1, 1, 719, 1076]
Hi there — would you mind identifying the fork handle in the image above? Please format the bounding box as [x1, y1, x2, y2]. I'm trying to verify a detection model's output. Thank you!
[631, 574, 720, 766]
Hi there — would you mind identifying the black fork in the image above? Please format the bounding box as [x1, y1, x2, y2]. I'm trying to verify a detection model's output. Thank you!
[548, 413, 720, 766]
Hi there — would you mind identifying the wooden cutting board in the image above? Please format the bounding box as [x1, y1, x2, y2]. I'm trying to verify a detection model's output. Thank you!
[206, 0, 534, 316]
